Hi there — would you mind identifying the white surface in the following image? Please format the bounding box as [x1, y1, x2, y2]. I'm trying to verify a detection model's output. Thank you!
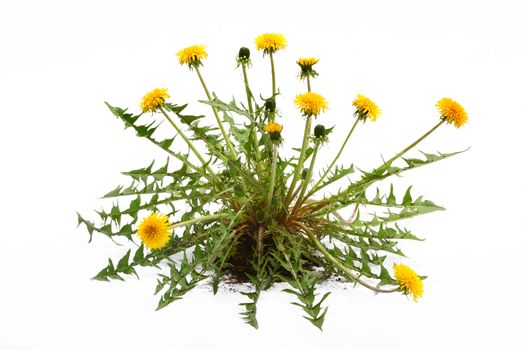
[1, 0, 524, 349]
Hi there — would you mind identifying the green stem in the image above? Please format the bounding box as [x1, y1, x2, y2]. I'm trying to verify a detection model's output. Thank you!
[295, 222, 399, 294]
[159, 107, 217, 178]
[293, 140, 320, 214]
[284, 115, 312, 207]
[306, 75, 311, 92]
[241, 64, 255, 121]
[242, 63, 263, 175]
[290, 76, 312, 208]
[172, 212, 229, 229]
[265, 143, 278, 212]
[383, 119, 445, 167]
[194, 66, 238, 160]
[305, 119, 446, 213]
[306, 118, 360, 199]
[270, 52, 276, 100]
[269, 52, 278, 124]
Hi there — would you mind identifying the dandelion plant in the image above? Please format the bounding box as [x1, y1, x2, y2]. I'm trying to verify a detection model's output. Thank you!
[77, 33, 469, 330]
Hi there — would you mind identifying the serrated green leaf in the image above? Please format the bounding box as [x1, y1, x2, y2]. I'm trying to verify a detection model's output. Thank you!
[402, 186, 413, 205]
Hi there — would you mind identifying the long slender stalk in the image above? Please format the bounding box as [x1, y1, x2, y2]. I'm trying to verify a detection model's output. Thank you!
[284, 115, 312, 206]
[295, 221, 399, 294]
[382, 119, 445, 167]
[306, 118, 360, 199]
[159, 107, 218, 179]
[241, 63, 263, 175]
[292, 140, 320, 214]
[305, 119, 446, 212]
[241, 64, 255, 119]
[269, 52, 276, 113]
[265, 143, 278, 212]
[306, 75, 311, 92]
[172, 212, 229, 229]
[284, 74, 313, 207]
[194, 66, 237, 160]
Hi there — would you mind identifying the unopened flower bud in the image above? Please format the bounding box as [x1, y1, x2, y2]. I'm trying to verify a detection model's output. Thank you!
[314, 124, 326, 138]
[265, 98, 276, 112]
[301, 168, 309, 179]
[238, 47, 250, 60]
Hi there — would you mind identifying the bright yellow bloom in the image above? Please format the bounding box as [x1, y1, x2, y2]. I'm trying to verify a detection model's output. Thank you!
[264, 122, 283, 134]
[255, 33, 287, 54]
[140, 88, 169, 113]
[176, 45, 208, 67]
[352, 94, 381, 121]
[294, 92, 328, 117]
[436, 98, 468, 128]
[137, 213, 173, 249]
[393, 263, 424, 302]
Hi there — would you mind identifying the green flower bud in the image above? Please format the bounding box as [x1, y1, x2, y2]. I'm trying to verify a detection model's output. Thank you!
[301, 168, 309, 179]
[314, 124, 326, 138]
[238, 47, 250, 60]
[265, 98, 276, 112]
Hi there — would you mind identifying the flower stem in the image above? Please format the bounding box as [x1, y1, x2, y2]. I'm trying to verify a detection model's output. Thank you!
[242, 63, 263, 175]
[269, 52, 278, 123]
[265, 143, 278, 213]
[284, 75, 313, 208]
[306, 118, 360, 199]
[284, 115, 312, 207]
[306, 75, 311, 92]
[194, 66, 238, 160]
[172, 212, 229, 229]
[270, 52, 276, 97]
[159, 107, 218, 178]
[241, 64, 255, 120]
[292, 140, 320, 214]
[382, 119, 446, 167]
[295, 221, 399, 294]
[305, 119, 446, 212]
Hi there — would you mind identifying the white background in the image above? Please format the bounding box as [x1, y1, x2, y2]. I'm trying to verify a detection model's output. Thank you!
[1, 0, 524, 349]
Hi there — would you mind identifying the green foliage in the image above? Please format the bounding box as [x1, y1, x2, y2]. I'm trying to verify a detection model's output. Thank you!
[92, 249, 138, 281]
[78, 44, 468, 330]
[155, 250, 208, 310]
[315, 164, 355, 192]
[238, 264, 268, 329]
[273, 237, 330, 330]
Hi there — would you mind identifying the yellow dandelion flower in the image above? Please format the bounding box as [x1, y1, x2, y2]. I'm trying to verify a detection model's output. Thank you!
[265, 122, 283, 140]
[176, 45, 208, 67]
[137, 213, 173, 249]
[436, 97, 468, 128]
[297, 57, 319, 68]
[264, 122, 283, 134]
[352, 94, 381, 121]
[255, 33, 287, 54]
[140, 88, 169, 113]
[297, 57, 319, 79]
[294, 92, 328, 117]
[393, 263, 424, 302]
